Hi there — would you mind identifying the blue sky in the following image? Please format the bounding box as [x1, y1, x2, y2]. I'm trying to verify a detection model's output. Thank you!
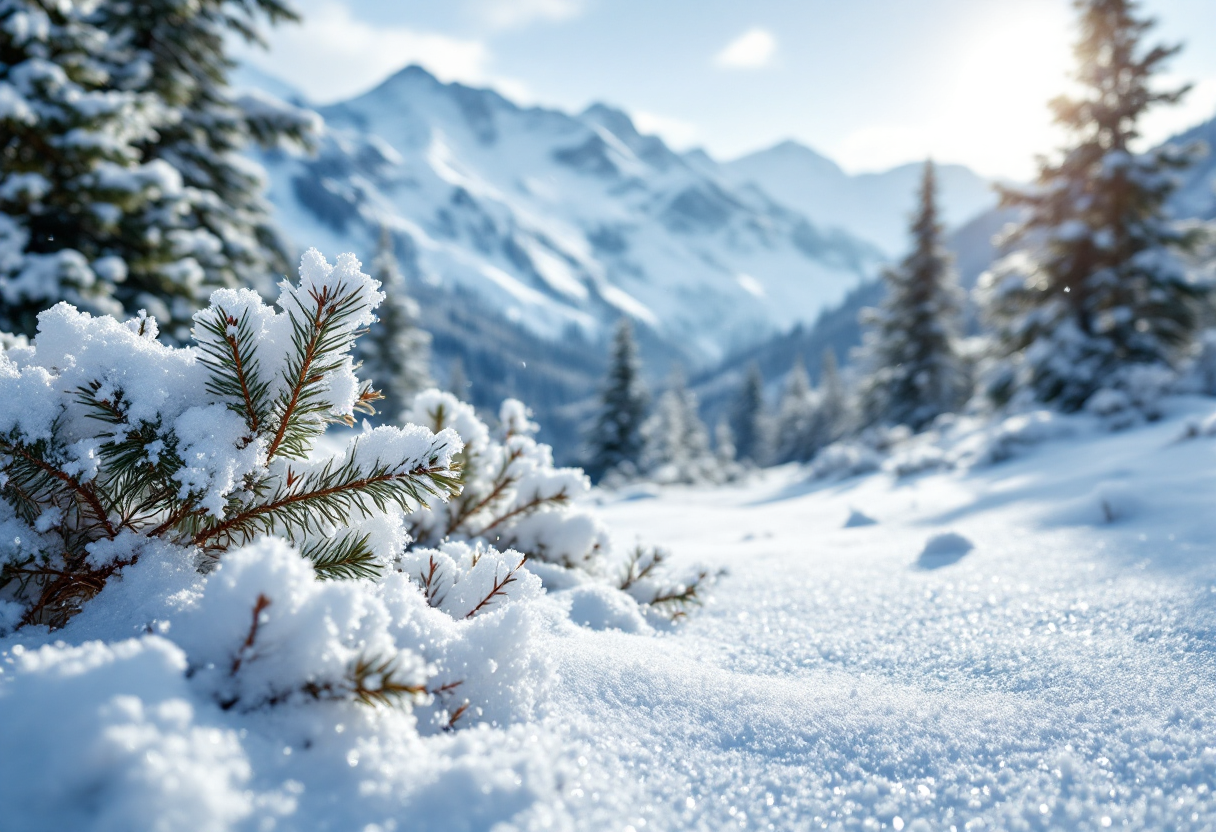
[238, 0, 1216, 180]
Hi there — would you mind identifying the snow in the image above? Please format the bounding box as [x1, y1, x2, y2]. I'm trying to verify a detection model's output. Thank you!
[252, 65, 887, 362]
[579, 398, 1216, 830]
[0, 637, 258, 832]
[6, 382, 1216, 828]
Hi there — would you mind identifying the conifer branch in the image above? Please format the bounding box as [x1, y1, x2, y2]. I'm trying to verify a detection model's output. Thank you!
[191, 452, 459, 549]
[1, 437, 117, 540]
[444, 446, 524, 536]
[418, 554, 448, 608]
[266, 282, 368, 462]
[230, 594, 272, 676]
[345, 653, 428, 708]
[618, 545, 664, 592]
[463, 555, 526, 619]
[196, 306, 271, 436]
[645, 569, 713, 619]
[473, 488, 569, 539]
[302, 533, 381, 581]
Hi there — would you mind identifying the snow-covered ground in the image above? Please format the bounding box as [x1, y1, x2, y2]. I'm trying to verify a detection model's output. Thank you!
[549, 399, 1216, 831]
[6, 400, 1216, 831]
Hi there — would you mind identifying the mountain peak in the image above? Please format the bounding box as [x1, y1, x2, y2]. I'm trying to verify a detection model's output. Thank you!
[580, 103, 682, 170]
[580, 103, 640, 141]
[733, 139, 845, 180]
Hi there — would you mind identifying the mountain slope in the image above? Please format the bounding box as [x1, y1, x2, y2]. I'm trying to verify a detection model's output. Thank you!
[704, 113, 1216, 415]
[718, 140, 998, 256]
[257, 65, 886, 366]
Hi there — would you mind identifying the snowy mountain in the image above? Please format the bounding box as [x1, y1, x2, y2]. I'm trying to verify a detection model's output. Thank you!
[716, 140, 999, 256]
[700, 112, 1216, 420]
[255, 65, 887, 366]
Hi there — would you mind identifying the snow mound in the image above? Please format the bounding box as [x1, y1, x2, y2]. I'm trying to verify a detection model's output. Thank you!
[1049, 480, 1144, 527]
[564, 584, 651, 633]
[844, 508, 878, 528]
[0, 638, 259, 832]
[916, 531, 974, 568]
[808, 441, 882, 480]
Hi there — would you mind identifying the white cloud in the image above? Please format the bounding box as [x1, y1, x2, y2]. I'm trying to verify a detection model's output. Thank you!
[632, 110, 700, 149]
[472, 0, 586, 30]
[236, 2, 514, 104]
[714, 28, 776, 70]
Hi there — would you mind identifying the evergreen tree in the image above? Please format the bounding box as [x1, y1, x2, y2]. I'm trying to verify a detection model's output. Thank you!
[857, 160, 967, 431]
[357, 226, 434, 420]
[815, 347, 848, 443]
[773, 359, 821, 463]
[714, 418, 738, 472]
[93, 0, 317, 336]
[0, 0, 167, 334]
[448, 357, 470, 402]
[640, 368, 718, 484]
[731, 362, 767, 465]
[585, 319, 649, 480]
[978, 0, 1206, 411]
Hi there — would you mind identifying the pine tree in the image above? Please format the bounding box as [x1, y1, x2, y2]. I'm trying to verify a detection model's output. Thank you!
[714, 418, 737, 472]
[978, 0, 1206, 411]
[585, 319, 649, 480]
[815, 347, 848, 443]
[640, 368, 718, 484]
[92, 0, 317, 337]
[773, 359, 821, 463]
[0, 0, 315, 340]
[357, 226, 434, 421]
[0, 0, 166, 334]
[731, 362, 767, 465]
[448, 357, 470, 402]
[857, 160, 967, 431]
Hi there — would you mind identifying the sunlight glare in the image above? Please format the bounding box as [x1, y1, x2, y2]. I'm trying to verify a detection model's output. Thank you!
[836, 4, 1074, 179]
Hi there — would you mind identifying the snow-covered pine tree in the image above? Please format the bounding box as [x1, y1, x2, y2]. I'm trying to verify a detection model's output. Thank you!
[857, 160, 967, 431]
[815, 347, 848, 443]
[639, 368, 719, 484]
[977, 0, 1206, 412]
[731, 362, 767, 465]
[585, 318, 649, 481]
[772, 359, 821, 463]
[0, 0, 168, 335]
[398, 392, 714, 618]
[357, 225, 434, 421]
[448, 357, 470, 402]
[91, 0, 318, 336]
[713, 418, 740, 480]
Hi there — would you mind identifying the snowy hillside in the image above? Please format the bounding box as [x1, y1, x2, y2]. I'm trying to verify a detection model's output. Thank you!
[719, 140, 998, 256]
[253, 66, 886, 364]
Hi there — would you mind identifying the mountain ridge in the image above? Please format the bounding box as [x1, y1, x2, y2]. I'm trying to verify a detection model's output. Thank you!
[256, 63, 895, 365]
